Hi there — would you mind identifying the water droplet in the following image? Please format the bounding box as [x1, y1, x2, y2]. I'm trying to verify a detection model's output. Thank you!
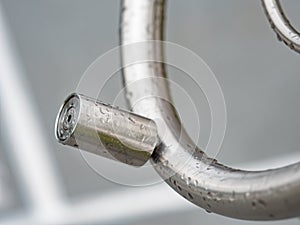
[258, 199, 267, 207]
[205, 209, 212, 213]
[186, 177, 191, 185]
[188, 193, 193, 199]
[181, 173, 186, 180]
[128, 117, 136, 124]
[99, 107, 105, 114]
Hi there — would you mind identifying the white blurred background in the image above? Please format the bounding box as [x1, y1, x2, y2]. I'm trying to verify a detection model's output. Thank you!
[0, 0, 300, 224]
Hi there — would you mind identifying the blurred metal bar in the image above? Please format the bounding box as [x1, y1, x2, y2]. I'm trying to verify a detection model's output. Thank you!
[0, 3, 64, 213]
[2, 151, 300, 225]
[0, 153, 15, 211]
[262, 0, 300, 53]
[0, 183, 194, 225]
[55, 93, 158, 166]
[120, 0, 300, 220]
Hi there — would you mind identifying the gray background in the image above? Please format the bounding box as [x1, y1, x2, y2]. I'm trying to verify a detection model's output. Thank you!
[1, 0, 300, 224]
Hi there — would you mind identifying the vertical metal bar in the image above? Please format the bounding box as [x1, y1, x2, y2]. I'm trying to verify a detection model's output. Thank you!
[0, 4, 64, 212]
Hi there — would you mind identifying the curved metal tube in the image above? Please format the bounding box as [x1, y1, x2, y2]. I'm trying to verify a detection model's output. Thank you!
[262, 0, 300, 53]
[120, 0, 300, 220]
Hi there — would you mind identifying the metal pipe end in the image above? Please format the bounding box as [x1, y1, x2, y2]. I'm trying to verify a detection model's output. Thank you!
[55, 93, 159, 167]
[55, 93, 80, 145]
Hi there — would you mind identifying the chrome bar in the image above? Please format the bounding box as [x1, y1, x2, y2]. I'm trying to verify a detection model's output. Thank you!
[262, 0, 300, 53]
[0, 3, 64, 213]
[120, 0, 300, 220]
